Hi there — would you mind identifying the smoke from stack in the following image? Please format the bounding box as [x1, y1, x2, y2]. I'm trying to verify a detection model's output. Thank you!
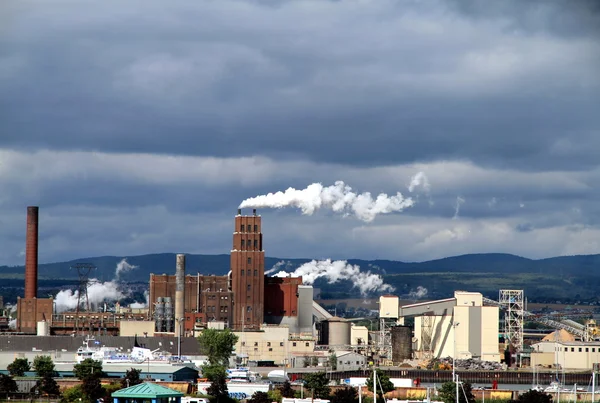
[54, 258, 139, 312]
[25, 206, 39, 299]
[239, 173, 427, 222]
[269, 259, 394, 296]
[175, 254, 185, 337]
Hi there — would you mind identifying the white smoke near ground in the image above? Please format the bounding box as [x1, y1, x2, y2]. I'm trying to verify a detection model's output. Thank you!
[130, 290, 149, 309]
[408, 286, 428, 300]
[55, 280, 124, 312]
[115, 258, 138, 278]
[239, 177, 423, 222]
[8, 319, 16, 329]
[54, 258, 139, 312]
[271, 259, 394, 296]
[453, 196, 465, 219]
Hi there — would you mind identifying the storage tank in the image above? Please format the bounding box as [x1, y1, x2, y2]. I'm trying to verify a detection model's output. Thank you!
[37, 321, 50, 336]
[325, 317, 351, 346]
[391, 325, 412, 362]
[164, 297, 173, 332]
[154, 297, 165, 332]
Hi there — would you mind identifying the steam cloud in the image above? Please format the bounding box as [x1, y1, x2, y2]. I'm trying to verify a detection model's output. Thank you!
[408, 172, 431, 193]
[453, 196, 465, 220]
[116, 258, 138, 278]
[408, 286, 428, 299]
[54, 258, 139, 312]
[271, 259, 394, 296]
[239, 174, 427, 222]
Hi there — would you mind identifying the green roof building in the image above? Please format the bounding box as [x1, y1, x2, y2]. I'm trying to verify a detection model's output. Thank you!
[111, 382, 183, 403]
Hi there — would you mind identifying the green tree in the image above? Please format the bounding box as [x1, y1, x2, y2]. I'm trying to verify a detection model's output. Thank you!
[0, 374, 19, 396]
[197, 328, 239, 403]
[302, 355, 311, 368]
[268, 388, 283, 403]
[515, 389, 552, 403]
[59, 385, 85, 403]
[197, 328, 239, 366]
[278, 380, 295, 398]
[437, 381, 475, 403]
[329, 352, 338, 370]
[32, 375, 60, 397]
[203, 364, 230, 403]
[7, 358, 30, 377]
[249, 391, 271, 403]
[81, 376, 104, 403]
[33, 355, 56, 378]
[73, 358, 105, 379]
[331, 386, 359, 403]
[303, 372, 330, 399]
[366, 370, 395, 403]
[60, 385, 86, 403]
[120, 368, 142, 388]
[310, 356, 319, 367]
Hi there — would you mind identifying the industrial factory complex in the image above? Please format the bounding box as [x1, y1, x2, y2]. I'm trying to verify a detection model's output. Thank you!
[3, 206, 600, 379]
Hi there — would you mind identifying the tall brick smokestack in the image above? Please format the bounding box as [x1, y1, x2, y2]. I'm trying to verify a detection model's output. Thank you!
[25, 206, 39, 299]
[175, 254, 185, 337]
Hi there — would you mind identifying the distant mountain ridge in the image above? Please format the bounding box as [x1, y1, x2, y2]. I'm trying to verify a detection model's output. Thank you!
[2, 252, 600, 280]
[2, 253, 600, 301]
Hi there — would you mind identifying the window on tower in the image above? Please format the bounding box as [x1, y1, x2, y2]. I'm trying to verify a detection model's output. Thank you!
[247, 284, 251, 291]
[241, 224, 245, 232]
[241, 239, 245, 247]
[241, 270, 244, 276]
[247, 257, 252, 264]
[254, 240, 258, 248]
[254, 225, 258, 232]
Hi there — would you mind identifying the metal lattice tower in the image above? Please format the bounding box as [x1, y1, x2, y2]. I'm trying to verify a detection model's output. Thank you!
[71, 263, 96, 334]
[420, 314, 435, 359]
[379, 318, 394, 361]
[499, 289, 524, 353]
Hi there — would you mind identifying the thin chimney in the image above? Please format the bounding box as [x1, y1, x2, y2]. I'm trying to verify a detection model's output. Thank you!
[25, 206, 39, 299]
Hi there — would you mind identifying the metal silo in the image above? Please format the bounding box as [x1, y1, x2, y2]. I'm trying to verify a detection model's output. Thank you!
[164, 297, 174, 332]
[391, 326, 412, 362]
[154, 297, 165, 332]
[327, 317, 351, 346]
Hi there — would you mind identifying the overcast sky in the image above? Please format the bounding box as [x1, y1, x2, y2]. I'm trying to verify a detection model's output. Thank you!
[1, 0, 599, 266]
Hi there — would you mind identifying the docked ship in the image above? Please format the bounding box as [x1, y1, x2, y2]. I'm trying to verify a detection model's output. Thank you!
[75, 336, 195, 367]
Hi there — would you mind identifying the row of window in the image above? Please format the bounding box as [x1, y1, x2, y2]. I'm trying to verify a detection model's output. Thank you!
[241, 341, 312, 347]
[241, 269, 258, 276]
[199, 306, 229, 313]
[557, 346, 600, 353]
[206, 295, 228, 300]
[240, 225, 258, 232]
[240, 239, 259, 248]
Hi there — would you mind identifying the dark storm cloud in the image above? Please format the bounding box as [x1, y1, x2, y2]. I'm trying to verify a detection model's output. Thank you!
[0, 0, 599, 171]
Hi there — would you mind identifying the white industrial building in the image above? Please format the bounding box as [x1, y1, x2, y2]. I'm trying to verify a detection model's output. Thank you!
[531, 340, 600, 370]
[402, 291, 500, 362]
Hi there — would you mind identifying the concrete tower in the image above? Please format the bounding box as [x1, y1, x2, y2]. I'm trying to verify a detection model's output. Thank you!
[231, 209, 264, 330]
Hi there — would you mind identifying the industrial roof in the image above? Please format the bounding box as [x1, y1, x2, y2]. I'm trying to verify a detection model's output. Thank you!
[0, 335, 202, 355]
[112, 382, 183, 398]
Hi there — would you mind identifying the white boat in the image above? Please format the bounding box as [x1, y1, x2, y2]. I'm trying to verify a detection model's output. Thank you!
[267, 369, 289, 383]
[226, 367, 262, 383]
[75, 336, 194, 366]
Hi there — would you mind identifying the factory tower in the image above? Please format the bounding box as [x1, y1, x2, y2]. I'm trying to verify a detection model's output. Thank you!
[231, 208, 264, 330]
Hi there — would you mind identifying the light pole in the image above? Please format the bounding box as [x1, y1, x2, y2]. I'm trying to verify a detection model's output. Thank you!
[452, 321, 460, 403]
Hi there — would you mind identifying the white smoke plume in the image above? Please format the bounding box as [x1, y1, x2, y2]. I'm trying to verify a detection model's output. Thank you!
[239, 180, 417, 222]
[453, 196, 465, 219]
[130, 290, 149, 309]
[408, 172, 431, 193]
[408, 286, 428, 300]
[265, 261, 293, 275]
[55, 280, 124, 313]
[115, 258, 138, 278]
[271, 259, 394, 296]
[54, 258, 139, 313]
[8, 319, 16, 329]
